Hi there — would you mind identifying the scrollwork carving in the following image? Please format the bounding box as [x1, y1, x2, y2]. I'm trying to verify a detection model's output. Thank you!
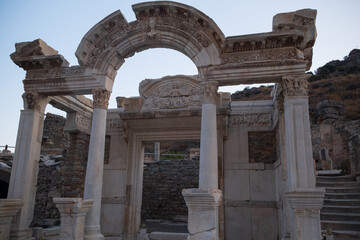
[229, 113, 272, 127]
[93, 89, 111, 109]
[75, 113, 92, 133]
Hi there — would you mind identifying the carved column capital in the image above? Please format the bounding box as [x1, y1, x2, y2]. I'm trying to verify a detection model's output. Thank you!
[200, 81, 218, 104]
[92, 89, 110, 109]
[281, 74, 310, 97]
[22, 91, 48, 112]
[22, 91, 39, 110]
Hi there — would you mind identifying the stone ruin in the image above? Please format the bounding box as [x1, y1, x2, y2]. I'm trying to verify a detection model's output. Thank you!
[1, 2, 327, 240]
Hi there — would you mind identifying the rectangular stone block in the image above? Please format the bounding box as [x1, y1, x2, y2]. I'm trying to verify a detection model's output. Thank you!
[101, 203, 125, 236]
[251, 207, 278, 240]
[249, 170, 275, 201]
[102, 169, 127, 198]
[224, 170, 249, 200]
[225, 207, 251, 240]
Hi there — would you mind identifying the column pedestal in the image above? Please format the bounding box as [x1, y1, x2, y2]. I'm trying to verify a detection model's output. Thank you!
[53, 198, 94, 240]
[0, 200, 23, 240]
[286, 188, 324, 240]
[182, 189, 222, 240]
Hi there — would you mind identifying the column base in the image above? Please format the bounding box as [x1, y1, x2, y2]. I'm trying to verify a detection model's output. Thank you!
[84, 224, 104, 240]
[0, 199, 23, 240]
[53, 198, 94, 240]
[286, 188, 325, 240]
[182, 188, 222, 240]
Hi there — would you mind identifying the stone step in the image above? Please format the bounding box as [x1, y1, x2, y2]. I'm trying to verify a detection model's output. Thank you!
[321, 212, 360, 221]
[324, 187, 360, 194]
[323, 199, 360, 206]
[321, 220, 360, 231]
[317, 175, 356, 183]
[329, 230, 360, 239]
[324, 193, 360, 199]
[149, 232, 188, 240]
[321, 206, 360, 214]
[317, 182, 360, 188]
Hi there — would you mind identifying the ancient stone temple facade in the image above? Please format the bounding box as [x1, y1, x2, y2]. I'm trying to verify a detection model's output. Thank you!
[2, 2, 324, 240]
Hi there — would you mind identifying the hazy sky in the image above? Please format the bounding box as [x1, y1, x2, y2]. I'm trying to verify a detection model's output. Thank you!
[0, 0, 359, 148]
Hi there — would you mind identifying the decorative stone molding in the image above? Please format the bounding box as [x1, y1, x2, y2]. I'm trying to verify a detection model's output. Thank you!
[53, 198, 94, 240]
[92, 89, 110, 109]
[139, 75, 203, 111]
[229, 113, 272, 127]
[0, 199, 23, 240]
[200, 81, 218, 104]
[106, 117, 123, 131]
[64, 112, 92, 134]
[182, 189, 222, 240]
[281, 74, 310, 97]
[25, 66, 86, 80]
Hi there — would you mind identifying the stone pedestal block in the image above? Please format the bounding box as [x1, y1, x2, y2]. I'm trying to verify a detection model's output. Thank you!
[182, 189, 222, 240]
[286, 188, 325, 240]
[0, 199, 23, 240]
[53, 198, 94, 240]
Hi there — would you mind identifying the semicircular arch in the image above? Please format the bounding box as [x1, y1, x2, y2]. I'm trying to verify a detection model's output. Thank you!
[75, 1, 225, 78]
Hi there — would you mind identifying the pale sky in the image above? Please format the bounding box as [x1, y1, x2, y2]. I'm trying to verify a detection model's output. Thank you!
[0, 0, 359, 148]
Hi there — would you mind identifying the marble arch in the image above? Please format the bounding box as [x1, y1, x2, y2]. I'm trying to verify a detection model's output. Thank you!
[3, 1, 325, 240]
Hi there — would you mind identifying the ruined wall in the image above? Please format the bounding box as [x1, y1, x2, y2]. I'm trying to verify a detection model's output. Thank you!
[33, 159, 62, 226]
[248, 131, 277, 164]
[41, 113, 68, 155]
[141, 158, 199, 220]
[311, 100, 360, 173]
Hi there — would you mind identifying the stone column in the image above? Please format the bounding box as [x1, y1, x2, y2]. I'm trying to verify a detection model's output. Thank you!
[199, 81, 219, 189]
[53, 198, 94, 240]
[154, 142, 160, 161]
[83, 89, 110, 240]
[281, 74, 325, 240]
[183, 81, 222, 240]
[0, 200, 23, 240]
[7, 92, 48, 240]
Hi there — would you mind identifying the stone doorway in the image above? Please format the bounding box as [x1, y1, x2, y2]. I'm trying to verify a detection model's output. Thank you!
[140, 140, 200, 234]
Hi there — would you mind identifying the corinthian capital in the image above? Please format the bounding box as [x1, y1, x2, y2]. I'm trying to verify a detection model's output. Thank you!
[93, 89, 111, 109]
[23, 91, 39, 110]
[200, 81, 218, 104]
[281, 74, 310, 97]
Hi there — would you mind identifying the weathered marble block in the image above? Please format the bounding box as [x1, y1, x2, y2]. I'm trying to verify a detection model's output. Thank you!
[53, 198, 93, 240]
[0, 199, 23, 240]
[182, 189, 222, 240]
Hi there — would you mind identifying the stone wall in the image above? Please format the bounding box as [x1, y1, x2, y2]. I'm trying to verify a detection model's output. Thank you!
[60, 132, 89, 197]
[248, 131, 277, 164]
[141, 158, 199, 220]
[41, 113, 68, 155]
[33, 160, 63, 226]
[311, 100, 360, 172]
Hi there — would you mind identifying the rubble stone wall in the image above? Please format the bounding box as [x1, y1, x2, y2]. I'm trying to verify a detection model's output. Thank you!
[141, 158, 199, 220]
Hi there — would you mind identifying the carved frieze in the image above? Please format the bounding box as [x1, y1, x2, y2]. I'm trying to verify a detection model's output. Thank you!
[281, 74, 310, 97]
[140, 76, 204, 111]
[93, 89, 111, 109]
[229, 113, 272, 127]
[75, 113, 92, 133]
[26, 66, 86, 80]
[106, 118, 123, 131]
[221, 47, 303, 64]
